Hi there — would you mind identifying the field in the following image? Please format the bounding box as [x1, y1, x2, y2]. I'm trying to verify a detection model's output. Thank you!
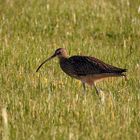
[0, 0, 140, 140]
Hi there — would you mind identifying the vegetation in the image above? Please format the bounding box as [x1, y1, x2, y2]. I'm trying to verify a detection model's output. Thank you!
[0, 0, 140, 139]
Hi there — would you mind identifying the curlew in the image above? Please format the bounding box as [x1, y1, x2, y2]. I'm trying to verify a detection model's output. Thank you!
[36, 48, 127, 95]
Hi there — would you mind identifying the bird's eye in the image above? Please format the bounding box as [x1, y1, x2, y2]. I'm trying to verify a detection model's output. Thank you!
[56, 51, 61, 55]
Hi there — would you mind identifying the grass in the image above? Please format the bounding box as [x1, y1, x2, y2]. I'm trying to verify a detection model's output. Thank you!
[0, 0, 140, 139]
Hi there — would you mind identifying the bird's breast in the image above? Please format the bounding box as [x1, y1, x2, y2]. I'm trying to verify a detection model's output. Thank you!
[59, 60, 79, 79]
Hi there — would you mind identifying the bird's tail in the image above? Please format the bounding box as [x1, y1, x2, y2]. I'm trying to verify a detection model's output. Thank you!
[113, 68, 127, 81]
[118, 68, 127, 73]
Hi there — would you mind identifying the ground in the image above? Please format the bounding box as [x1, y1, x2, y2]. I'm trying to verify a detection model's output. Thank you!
[0, 0, 140, 140]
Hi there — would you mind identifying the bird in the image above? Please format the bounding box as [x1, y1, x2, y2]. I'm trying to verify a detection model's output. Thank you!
[36, 48, 127, 95]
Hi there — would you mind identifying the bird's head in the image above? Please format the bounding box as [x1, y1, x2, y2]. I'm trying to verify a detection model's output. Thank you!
[54, 48, 67, 58]
[36, 48, 67, 72]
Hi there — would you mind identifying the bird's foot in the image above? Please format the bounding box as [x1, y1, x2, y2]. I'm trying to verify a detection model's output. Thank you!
[95, 88, 105, 104]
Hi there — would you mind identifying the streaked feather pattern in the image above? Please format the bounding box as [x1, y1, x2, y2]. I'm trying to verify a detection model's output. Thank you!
[60, 56, 127, 78]
[36, 48, 127, 89]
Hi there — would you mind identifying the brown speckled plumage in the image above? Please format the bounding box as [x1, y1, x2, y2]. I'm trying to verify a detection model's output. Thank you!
[36, 48, 127, 95]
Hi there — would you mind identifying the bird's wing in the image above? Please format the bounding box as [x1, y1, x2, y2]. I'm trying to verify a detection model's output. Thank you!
[68, 56, 126, 76]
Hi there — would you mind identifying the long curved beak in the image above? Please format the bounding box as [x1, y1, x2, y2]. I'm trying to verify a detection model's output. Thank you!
[36, 53, 56, 72]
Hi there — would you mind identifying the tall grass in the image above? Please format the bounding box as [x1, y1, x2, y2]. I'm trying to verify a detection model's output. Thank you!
[0, 0, 140, 139]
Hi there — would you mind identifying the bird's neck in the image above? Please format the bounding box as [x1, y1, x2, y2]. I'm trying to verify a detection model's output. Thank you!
[58, 56, 68, 63]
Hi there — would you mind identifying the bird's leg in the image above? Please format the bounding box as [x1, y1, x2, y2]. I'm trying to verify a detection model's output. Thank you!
[93, 83, 100, 96]
[82, 82, 86, 94]
[93, 83, 105, 103]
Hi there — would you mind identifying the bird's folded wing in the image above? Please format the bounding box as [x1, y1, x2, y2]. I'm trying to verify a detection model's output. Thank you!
[68, 56, 126, 76]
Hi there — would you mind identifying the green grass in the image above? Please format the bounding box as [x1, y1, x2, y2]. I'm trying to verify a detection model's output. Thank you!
[0, 0, 140, 139]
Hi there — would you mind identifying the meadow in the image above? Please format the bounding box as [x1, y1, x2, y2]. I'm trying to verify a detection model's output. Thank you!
[0, 0, 140, 139]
